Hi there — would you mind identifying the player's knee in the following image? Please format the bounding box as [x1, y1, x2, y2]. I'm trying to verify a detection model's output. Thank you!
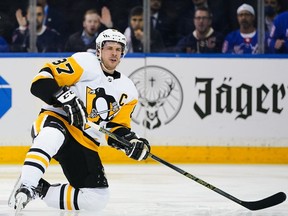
[79, 187, 110, 211]
[32, 127, 65, 156]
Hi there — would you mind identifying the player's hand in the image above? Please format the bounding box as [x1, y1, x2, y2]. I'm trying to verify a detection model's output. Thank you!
[126, 138, 150, 161]
[54, 86, 87, 128]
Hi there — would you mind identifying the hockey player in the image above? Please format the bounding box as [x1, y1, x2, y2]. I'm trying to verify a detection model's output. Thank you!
[8, 29, 151, 212]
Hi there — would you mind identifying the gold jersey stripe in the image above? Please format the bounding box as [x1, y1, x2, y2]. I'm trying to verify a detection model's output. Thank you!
[38, 111, 98, 152]
[25, 154, 49, 169]
[67, 185, 73, 210]
[34, 113, 48, 136]
[108, 99, 138, 129]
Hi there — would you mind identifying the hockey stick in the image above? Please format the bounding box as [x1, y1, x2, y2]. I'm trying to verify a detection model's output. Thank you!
[87, 121, 286, 211]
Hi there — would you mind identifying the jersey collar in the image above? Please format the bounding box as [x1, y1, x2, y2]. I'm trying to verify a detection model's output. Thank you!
[103, 70, 121, 79]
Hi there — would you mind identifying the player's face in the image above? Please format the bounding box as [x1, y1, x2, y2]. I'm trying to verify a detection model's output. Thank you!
[83, 13, 101, 36]
[101, 42, 123, 72]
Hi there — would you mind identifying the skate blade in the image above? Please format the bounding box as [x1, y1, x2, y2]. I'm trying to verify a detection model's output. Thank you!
[8, 176, 21, 208]
[14, 194, 26, 216]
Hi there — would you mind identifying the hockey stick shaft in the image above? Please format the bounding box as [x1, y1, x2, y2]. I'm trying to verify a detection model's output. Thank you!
[87, 121, 286, 211]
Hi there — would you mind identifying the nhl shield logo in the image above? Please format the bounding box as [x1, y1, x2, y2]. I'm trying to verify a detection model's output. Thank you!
[129, 66, 183, 130]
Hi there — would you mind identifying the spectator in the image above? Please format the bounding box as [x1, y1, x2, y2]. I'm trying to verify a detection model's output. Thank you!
[37, 0, 66, 39]
[65, 0, 113, 39]
[265, 0, 283, 33]
[227, 0, 257, 32]
[174, 7, 223, 53]
[268, 11, 288, 53]
[0, 12, 11, 52]
[150, 0, 178, 48]
[177, 0, 229, 40]
[124, 6, 164, 53]
[10, 3, 62, 52]
[0, 11, 14, 46]
[222, 4, 267, 54]
[64, 9, 107, 53]
[105, 0, 142, 33]
[0, 36, 9, 52]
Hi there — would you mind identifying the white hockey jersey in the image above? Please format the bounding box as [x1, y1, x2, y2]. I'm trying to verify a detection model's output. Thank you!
[31, 52, 138, 150]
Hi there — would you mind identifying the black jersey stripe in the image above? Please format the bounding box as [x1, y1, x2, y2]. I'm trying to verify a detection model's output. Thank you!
[39, 66, 53, 74]
[24, 161, 45, 173]
[59, 184, 67, 209]
[29, 148, 52, 161]
[73, 188, 80, 210]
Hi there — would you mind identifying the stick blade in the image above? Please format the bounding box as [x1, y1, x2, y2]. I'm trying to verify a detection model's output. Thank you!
[242, 192, 286, 211]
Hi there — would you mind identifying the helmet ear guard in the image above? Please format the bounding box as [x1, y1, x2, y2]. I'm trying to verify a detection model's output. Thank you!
[96, 29, 127, 60]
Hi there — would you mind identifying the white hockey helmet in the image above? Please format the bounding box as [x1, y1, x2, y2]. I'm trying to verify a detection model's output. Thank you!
[96, 29, 127, 60]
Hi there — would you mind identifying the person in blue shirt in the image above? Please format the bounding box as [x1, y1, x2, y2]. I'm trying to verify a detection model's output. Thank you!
[0, 36, 9, 52]
[264, 0, 283, 34]
[222, 4, 267, 54]
[268, 11, 288, 53]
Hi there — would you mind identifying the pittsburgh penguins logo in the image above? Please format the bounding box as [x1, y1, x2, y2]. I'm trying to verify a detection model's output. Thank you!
[86, 87, 119, 124]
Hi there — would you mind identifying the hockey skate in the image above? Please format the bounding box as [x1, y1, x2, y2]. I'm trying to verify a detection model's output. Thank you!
[14, 184, 36, 213]
[8, 177, 51, 214]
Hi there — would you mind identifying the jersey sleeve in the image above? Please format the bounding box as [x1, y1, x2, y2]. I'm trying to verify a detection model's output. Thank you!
[222, 33, 233, 54]
[30, 56, 84, 104]
[109, 98, 138, 129]
[105, 98, 139, 146]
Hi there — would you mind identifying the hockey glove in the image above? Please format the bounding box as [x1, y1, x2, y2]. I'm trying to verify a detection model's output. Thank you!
[126, 138, 150, 161]
[54, 86, 87, 128]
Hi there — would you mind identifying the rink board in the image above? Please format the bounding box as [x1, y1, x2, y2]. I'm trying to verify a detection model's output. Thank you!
[0, 55, 288, 164]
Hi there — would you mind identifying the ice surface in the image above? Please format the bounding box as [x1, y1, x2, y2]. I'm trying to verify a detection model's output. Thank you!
[0, 164, 287, 216]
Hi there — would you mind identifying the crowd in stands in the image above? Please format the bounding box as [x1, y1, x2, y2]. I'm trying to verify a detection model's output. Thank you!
[0, 0, 287, 54]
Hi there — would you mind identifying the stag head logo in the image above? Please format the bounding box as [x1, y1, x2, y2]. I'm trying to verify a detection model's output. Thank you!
[129, 66, 183, 130]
